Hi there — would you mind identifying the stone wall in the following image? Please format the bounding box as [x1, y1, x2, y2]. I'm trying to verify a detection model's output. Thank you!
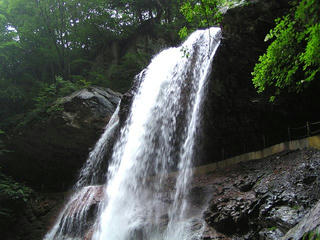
[194, 134, 320, 176]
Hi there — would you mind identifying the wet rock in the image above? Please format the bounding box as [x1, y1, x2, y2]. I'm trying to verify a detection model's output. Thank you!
[1, 87, 121, 191]
[58, 186, 104, 237]
[234, 174, 259, 192]
[302, 175, 317, 185]
[258, 228, 284, 240]
[283, 200, 320, 240]
[265, 206, 304, 231]
[200, 149, 320, 239]
[84, 228, 94, 240]
[204, 190, 256, 234]
[202, 224, 231, 240]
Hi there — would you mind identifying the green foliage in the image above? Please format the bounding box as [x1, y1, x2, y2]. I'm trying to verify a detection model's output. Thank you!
[33, 83, 58, 111]
[106, 49, 153, 92]
[0, 168, 32, 217]
[34, 76, 91, 113]
[0, 0, 185, 129]
[252, 0, 320, 100]
[181, 46, 191, 58]
[267, 226, 278, 231]
[0, 170, 32, 202]
[179, 26, 189, 39]
[291, 205, 300, 210]
[9, 75, 93, 129]
[179, 0, 242, 39]
[179, 0, 221, 38]
[303, 231, 320, 240]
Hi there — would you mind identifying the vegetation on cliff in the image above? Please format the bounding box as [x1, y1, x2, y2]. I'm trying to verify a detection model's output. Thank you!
[252, 0, 320, 100]
[1, 0, 318, 124]
[0, 130, 31, 222]
[179, 0, 320, 102]
[0, 167, 32, 226]
[3, 0, 310, 128]
[178, 0, 243, 38]
[0, 0, 185, 129]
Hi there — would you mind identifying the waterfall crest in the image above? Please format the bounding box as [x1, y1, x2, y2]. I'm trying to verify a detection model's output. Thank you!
[44, 27, 221, 240]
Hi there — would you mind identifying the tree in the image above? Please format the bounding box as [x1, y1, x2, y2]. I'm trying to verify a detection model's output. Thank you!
[179, 0, 221, 38]
[252, 0, 320, 101]
[0, 0, 185, 129]
[178, 0, 245, 38]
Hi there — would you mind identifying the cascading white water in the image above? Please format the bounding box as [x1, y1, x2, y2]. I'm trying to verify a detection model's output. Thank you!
[93, 27, 221, 240]
[76, 105, 120, 189]
[44, 27, 221, 240]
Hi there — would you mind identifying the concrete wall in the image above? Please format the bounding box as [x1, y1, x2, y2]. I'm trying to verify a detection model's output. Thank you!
[193, 134, 320, 176]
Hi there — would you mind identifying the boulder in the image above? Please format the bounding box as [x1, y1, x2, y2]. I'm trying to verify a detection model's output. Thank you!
[259, 228, 284, 240]
[0, 87, 121, 191]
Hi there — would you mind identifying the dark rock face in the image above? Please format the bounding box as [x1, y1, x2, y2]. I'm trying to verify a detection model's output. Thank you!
[1, 87, 121, 191]
[196, 149, 320, 239]
[199, 0, 290, 164]
[198, 0, 320, 165]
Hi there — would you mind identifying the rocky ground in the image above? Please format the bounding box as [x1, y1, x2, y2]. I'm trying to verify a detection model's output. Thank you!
[191, 148, 320, 239]
[5, 148, 320, 240]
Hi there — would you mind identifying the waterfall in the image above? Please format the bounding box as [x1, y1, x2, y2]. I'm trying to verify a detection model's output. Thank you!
[76, 105, 120, 189]
[44, 27, 221, 240]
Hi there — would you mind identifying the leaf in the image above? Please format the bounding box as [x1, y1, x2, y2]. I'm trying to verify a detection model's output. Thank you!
[252, 0, 320, 97]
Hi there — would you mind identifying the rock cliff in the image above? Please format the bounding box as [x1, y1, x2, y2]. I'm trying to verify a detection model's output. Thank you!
[0, 87, 121, 191]
[199, 0, 320, 165]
